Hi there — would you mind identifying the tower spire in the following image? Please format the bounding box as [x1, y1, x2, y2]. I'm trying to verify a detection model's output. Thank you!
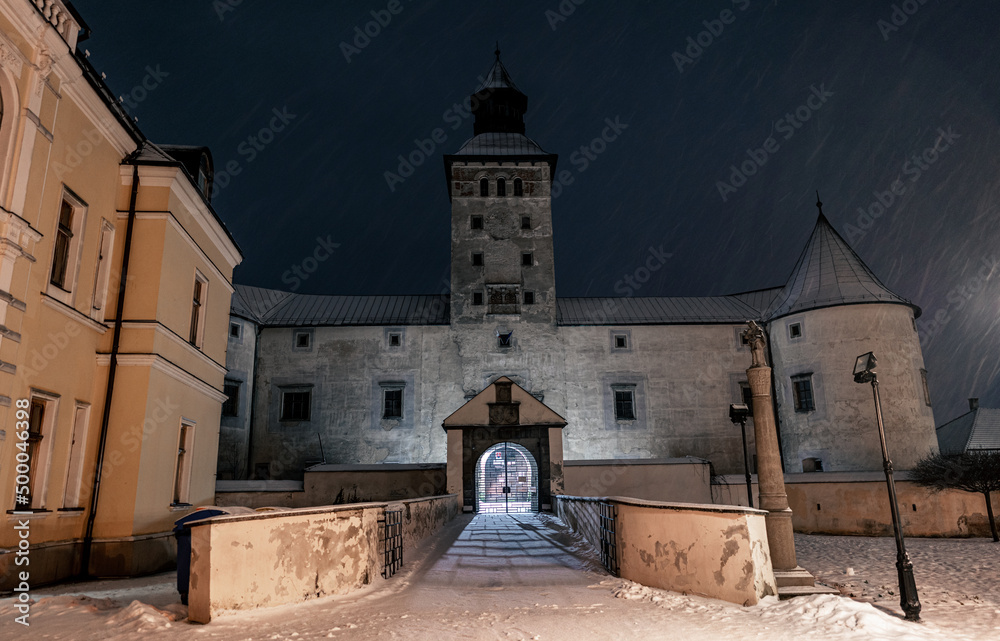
[495, 41, 500, 61]
[815, 190, 823, 216]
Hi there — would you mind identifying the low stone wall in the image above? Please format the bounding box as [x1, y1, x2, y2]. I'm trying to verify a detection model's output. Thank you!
[188, 494, 459, 623]
[563, 457, 712, 504]
[714, 472, 1000, 537]
[215, 464, 448, 509]
[556, 495, 776, 606]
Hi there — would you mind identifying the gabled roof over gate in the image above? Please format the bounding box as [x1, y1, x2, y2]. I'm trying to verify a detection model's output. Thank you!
[442, 376, 567, 429]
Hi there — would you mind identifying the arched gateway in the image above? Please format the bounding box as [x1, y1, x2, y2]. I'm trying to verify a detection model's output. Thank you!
[442, 377, 567, 512]
[476, 442, 538, 513]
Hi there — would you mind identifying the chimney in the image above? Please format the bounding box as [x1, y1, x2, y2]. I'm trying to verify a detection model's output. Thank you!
[969, 398, 979, 411]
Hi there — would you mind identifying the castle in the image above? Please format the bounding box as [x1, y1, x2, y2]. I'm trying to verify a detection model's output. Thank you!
[220, 52, 938, 511]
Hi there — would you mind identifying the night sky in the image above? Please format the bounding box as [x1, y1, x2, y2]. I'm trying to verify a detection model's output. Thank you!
[70, 1, 1000, 424]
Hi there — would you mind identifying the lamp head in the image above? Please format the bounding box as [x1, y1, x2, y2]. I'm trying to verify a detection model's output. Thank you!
[729, 403, 750, 423]
[853, 352, 877, 383]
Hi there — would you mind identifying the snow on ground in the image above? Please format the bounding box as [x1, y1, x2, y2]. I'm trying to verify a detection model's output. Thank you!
[1, 514, 997, 641]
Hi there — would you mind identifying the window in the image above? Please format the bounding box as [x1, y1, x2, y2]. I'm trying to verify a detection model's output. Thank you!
[19, 397, 56, 509]
[521, 252, 533, 267]
[472, 252, 484, 267]
[383, 388, 403, 419]
[496, 177, 506, 197]
[479, 177, 489, 197]
[613, 388, 636, 420]
[61, 403, 91, 509]
[471, 215, 483, 230]
[514, 178, 523, 197]
[497, 331, 513, 348]
[788, 322, 802, 339]
[472, 292, 484, 305]
[281, 389, 311, 421]
[521, 215, 531, 230]
[222, 380, 240, 417]
[172, 421, 195, 505]
[388, 332, 401, 347]
[229, 322, 241, 338]
[295, 332, 311, 349]
[523, 291, 535, 305]
[920, 369, 932, 406]
[740, 382, 753, 408]
[189, 272, 208, 347]
[50, 199, 74, 289]
[791, 374, 815, 412]
[90, 221, 115, 319]
[614, 334, 628, 349]
[197, 152, 212, 200]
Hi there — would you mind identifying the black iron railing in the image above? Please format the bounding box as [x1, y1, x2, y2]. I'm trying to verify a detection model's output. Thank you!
[382, 508, 403, 579]
[598, 502, 619, 577]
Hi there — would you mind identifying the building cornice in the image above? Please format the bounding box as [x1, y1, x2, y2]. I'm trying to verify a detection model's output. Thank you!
[120, 165, 242, 271]
[95, 352, 227, 403]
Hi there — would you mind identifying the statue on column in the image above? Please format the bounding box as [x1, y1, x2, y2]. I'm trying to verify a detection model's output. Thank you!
[743, 320, 768, 368]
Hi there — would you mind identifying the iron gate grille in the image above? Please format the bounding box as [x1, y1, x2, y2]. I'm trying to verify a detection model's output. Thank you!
[598, 502, 619, 576]
[381, 508, 403, 578]
[475, 442, 539, 513]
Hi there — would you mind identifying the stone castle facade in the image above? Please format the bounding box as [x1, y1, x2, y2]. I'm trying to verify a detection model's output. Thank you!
[220, 53, 938, 488]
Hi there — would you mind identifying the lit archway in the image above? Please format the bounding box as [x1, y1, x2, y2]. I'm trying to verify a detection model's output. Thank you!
[475, 442, 538, 513]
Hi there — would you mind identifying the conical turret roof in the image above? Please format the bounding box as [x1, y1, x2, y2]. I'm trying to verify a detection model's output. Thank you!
[764, 211, 918, 320]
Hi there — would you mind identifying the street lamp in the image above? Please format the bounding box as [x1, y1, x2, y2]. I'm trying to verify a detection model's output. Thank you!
[729, 403, 754, 509]
[853, 351, 921, 621]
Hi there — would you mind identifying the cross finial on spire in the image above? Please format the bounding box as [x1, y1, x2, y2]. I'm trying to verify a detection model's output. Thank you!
[815, 190, 824, 215]
[495, 42, 501, 61]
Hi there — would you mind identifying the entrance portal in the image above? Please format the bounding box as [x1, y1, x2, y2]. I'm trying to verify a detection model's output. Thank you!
[475, 442, 538, 513]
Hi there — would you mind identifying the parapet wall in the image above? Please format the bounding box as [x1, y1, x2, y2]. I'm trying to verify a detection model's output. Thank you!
[713, 472, 1000, 537]
[187, 494, 459, 623]
[215, 464, 448, 509]
[555, 495, 776, 606]
[562, 458, 712, 504]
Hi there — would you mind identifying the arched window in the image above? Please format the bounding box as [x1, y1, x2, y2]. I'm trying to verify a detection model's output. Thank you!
[479, 177, 489, 197]
[513, 177, 523, 197]
[496, 178, 506, 197]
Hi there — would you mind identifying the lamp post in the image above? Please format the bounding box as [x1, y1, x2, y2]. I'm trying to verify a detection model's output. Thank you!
[729, 403, 754, 508]
[853, 351, 921, 621]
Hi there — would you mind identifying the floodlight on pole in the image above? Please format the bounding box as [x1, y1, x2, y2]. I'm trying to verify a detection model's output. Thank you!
[853, 351, 921, 621]
[729, 403, 753, 509]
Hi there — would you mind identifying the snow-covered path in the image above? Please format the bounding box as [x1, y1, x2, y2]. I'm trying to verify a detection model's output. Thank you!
[2, 513, 997, 640]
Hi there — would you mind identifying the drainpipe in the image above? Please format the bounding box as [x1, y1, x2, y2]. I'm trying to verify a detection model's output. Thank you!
[244, 321, 262, 479]
[81, 163, 139, 577]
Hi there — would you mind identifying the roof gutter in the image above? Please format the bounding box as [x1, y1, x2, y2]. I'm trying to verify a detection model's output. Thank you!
[81, 163, 139, 577]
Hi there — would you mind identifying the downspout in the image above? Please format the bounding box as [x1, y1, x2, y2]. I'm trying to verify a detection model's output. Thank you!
[244, 321, 262, 479]
[81, 163, 139, 577]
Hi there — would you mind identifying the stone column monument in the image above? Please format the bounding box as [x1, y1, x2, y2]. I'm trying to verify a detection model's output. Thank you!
[743, 321, 828, 594]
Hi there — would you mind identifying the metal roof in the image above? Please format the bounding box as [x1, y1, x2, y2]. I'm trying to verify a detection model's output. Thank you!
[231, 285, 449, 326]
[556, 296, 762, 325]
[763, 213, 916, 320]
[231, 285, 293, 323]
[936, 408, 1000, 454]
[475, 55, 523, 94]
[452, 132, 550, 156]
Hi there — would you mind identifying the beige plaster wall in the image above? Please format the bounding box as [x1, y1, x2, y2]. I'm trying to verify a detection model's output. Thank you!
[714, 473, 999, 538]
[556, 495, 776, 606]
[188, 494, 459, 622]
[563, 458, 712, 504]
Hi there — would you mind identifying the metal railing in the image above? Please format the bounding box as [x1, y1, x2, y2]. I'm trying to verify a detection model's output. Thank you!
[381, 508, 403, 579]
[598, 502, 619, 577]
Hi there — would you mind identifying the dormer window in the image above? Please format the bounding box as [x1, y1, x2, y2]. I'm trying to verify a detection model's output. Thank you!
[497, 178, 506, 197]
[479, 178, 489, 197]
[197, 152, 213, 201]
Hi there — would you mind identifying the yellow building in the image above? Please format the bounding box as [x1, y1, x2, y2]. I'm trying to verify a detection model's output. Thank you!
[0, 0, 241, 589]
